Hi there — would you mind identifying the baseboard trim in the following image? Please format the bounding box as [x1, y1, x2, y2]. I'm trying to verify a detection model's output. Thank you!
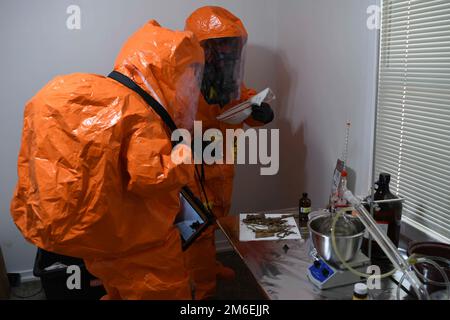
[12, 269, 38, 283]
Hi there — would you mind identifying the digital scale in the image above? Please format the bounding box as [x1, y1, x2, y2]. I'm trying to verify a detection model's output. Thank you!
[307, 252, 371, 289]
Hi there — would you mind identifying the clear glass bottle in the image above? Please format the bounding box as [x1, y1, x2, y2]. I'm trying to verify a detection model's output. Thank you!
[335, 169, 349, 208]
[352, 283, 369, 300]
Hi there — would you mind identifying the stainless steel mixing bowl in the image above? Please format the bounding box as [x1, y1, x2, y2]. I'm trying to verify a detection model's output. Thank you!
[308, 213, 365, 265]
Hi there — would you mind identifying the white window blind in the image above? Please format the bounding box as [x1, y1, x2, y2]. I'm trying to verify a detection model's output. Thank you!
[375, 0, 450, 242]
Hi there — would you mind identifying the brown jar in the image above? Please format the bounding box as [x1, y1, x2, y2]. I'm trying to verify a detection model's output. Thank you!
[362, 173, 403, 259]
[299, 193, 312, 221]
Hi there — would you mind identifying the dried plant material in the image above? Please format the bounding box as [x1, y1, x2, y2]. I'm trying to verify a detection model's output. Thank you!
[243, 214, 296, 239]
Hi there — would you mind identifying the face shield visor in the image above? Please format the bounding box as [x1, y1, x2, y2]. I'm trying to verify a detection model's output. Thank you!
[200, 37, 246, 107]
[169, 62, 204, 132]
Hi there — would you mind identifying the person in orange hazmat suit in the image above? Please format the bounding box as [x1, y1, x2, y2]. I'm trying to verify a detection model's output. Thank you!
[10, 20, 205, 300]
[184, 6, 275, 299]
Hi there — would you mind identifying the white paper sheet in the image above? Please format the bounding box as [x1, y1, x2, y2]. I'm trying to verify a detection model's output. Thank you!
[239, 213, 302, 242]
[216, 88, 276, 124]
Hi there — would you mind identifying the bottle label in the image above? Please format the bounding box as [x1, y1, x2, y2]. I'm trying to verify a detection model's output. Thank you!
[300, 207, 312, 214]
[364, 221, 388, 239]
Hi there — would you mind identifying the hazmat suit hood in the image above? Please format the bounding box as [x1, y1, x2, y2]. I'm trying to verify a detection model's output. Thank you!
[185, 6, 248, 42]
[185, 7, 249, 106]
[114, 20, 204, 130]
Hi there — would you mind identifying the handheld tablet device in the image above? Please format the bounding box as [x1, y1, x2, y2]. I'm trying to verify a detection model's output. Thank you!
[175, 187, 215, 251]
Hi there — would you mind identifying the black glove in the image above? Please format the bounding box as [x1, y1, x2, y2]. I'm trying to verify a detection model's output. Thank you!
[251, 102, 274, 124]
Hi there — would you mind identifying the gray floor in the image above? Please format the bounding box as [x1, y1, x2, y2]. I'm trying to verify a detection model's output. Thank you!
[216, 251, 266, 300]
[7, 251, 264, 300]
[9, 279, 45, 300]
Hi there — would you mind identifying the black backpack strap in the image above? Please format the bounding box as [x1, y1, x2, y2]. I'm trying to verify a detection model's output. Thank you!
[108, 71, 178, 133]
[108, 71, 214, 216]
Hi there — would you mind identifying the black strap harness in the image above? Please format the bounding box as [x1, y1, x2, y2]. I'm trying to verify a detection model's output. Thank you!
[108, 71, 213, 215]
[108, 71, 178, 133]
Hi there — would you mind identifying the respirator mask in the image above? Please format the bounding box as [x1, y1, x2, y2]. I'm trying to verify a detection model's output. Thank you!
[200, 37, 246, 107]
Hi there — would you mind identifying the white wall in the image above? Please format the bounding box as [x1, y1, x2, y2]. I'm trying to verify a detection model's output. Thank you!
[0, 0, 379, 276]
[0, 0, 278, 276]
[266, 0, 380, 209]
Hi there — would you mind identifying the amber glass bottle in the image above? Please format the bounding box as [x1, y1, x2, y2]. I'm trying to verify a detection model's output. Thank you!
[299, 193, 312, 221]
[362, 173, 403, 259]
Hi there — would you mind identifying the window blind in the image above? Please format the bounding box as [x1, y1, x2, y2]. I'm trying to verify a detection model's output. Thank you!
[375, 0, 450, 242]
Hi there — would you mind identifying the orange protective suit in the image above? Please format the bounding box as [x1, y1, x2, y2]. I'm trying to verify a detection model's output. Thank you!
[184, 6, 263, 299]
[10, 20, 204, 300]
